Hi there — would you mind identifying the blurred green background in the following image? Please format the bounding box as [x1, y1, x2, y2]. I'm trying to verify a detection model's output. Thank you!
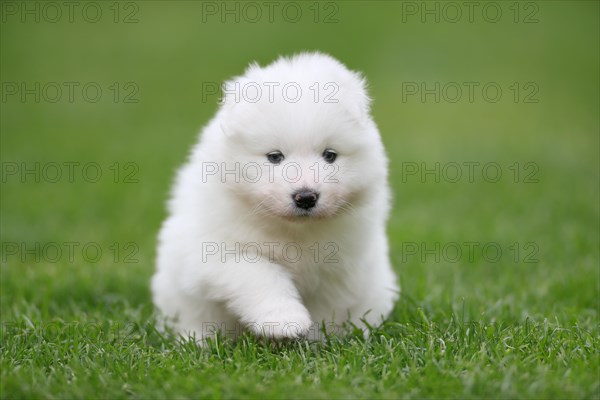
[1, 1, 598, 397]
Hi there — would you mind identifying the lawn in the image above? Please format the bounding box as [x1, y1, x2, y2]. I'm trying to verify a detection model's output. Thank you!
[1, 1, 599, 399]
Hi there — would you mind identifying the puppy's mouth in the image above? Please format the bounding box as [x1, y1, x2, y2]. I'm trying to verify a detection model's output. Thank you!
[280, 204, 339, 221]
[291, 208, 316, 218]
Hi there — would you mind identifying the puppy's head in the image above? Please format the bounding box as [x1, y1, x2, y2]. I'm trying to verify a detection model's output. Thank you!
[215, 53, 387, 221]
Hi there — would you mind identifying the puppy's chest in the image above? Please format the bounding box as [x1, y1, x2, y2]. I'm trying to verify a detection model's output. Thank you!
[239, 233, 353, 294]
[276, 240, 349, 296]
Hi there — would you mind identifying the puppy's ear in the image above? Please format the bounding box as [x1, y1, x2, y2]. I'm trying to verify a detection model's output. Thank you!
[342, 71, 372, 124]
[218, 102, 247, 139]
[220, 61, 261, 109]
[218, 61, 263, 138]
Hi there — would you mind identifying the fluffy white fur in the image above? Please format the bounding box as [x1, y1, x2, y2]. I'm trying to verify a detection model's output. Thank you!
[152, 52, 399, 343]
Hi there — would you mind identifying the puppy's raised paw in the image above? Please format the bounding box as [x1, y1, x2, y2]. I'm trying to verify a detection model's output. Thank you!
[246, 302, 312, 340]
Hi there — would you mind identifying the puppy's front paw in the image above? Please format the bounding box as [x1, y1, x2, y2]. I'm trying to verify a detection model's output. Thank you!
[247, 302, 312, 340]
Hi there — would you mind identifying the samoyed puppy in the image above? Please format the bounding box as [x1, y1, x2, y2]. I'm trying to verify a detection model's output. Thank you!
[152, 52, 398, 343]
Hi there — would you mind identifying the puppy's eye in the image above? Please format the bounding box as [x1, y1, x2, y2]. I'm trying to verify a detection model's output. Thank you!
[322, 149, 337, 163]
[266, 151, 284, 164]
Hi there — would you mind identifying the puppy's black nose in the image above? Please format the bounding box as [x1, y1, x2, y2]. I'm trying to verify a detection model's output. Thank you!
[292, 190, 319, 210]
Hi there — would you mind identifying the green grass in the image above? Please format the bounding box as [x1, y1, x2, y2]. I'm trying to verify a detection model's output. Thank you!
[1, 1, 599, 399]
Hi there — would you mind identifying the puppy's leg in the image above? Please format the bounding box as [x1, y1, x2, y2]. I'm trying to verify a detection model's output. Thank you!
[205, 260, 312, 339]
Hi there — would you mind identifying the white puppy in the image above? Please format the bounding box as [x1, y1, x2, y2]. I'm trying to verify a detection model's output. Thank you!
[152, 52, 398, 343]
